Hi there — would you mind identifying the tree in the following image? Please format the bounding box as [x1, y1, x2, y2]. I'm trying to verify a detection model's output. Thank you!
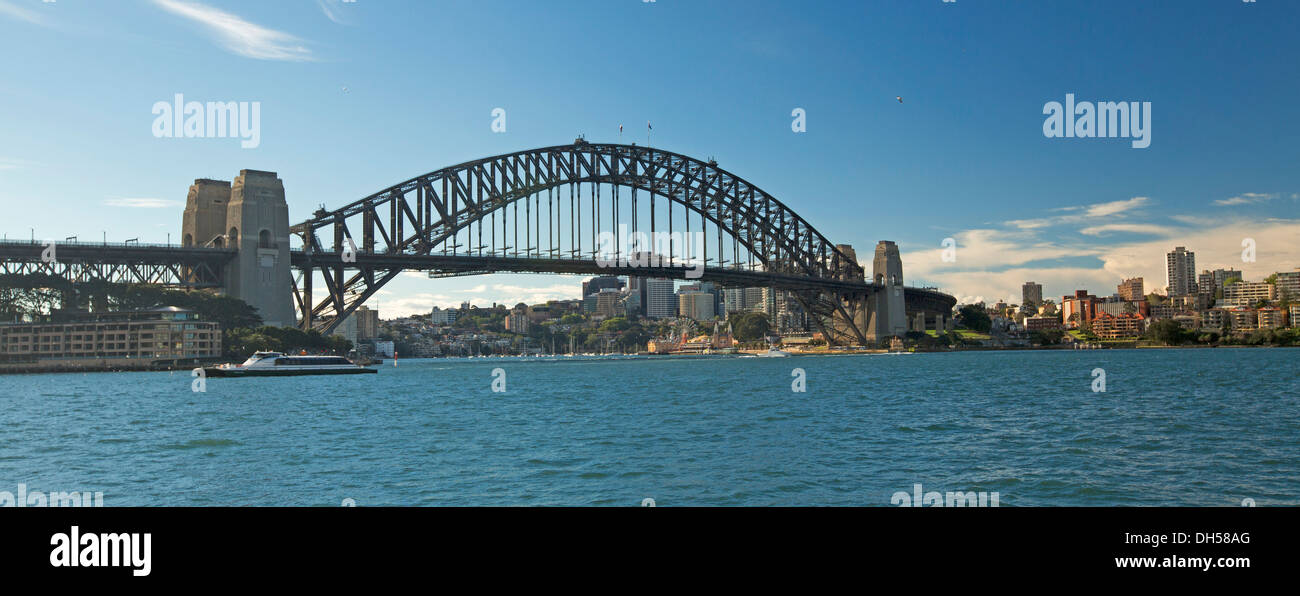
[1146, 319, 1190, 346]
[1030, 329, 1064, 345]
[728, 312, 770, 342]
[957, 305, 991, 333]
[599, 317, 632, 333]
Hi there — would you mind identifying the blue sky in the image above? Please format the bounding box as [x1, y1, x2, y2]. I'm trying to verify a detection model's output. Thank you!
[2, 0, 1297, 315]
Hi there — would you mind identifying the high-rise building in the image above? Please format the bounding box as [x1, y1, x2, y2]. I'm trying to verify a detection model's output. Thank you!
[1022, 281, 1044, 306]
[1117, 278, 1144, 302]
[505, 307, 531, 333]
[1165, 247, 1196, 296]
[354, 306, 380, 340]
[582, 276, 623, 300]
[594, 289, 623, 318]
[644, 278, 676, 319]
[1197, 268, 1243, 301]
[625, 277, 649, 317]
[677, 292, 716, 321]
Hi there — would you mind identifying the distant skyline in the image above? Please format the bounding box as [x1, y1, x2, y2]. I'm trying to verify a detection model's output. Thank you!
[2, 0, 1297, 316]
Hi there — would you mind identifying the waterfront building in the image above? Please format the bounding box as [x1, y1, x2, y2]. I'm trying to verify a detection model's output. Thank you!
[1223, 281, 1276, 307]
[0, 307, 221, 362]
[1090, 312, 1145, 339]
[1166, 247, 1196, 296]
[1170, 314, 1201, 331]
[1117, 278, 1144, 302]
[1201, 308, 1229, 331]
[1022, 281, 1044, 307]
[1228, 308, 1258, 331]
[1256, 307, 1285, 330]
[1289, 305, 1300, 327]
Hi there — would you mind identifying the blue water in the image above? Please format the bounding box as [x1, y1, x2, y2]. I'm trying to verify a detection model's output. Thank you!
[0, 348, 1296, 506]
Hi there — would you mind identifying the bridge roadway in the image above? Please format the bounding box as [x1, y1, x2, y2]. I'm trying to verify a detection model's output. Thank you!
[289, 248, 956, 313]
[0, 240, 234, 288]
[0, 240, 954, 316]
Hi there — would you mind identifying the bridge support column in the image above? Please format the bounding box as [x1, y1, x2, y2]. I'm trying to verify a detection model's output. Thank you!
[185, 171, 296, 328]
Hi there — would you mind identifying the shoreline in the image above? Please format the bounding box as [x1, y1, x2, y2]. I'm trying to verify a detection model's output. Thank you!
[3, 343, 1295, 375]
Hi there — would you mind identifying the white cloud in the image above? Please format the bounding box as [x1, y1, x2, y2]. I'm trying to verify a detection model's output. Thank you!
[1213, 192, 1276, 206]
[0, 0, 45, 26]
[1078, 223, 1171, 236]
[1085, 196, 1149, 217]
[152, 0, 314, 61]
[316, 0, 351, 25]
[1007, 196, 1150, 229]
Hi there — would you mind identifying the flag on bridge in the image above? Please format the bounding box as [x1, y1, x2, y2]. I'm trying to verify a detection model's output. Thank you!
[647, 121, 652, 130]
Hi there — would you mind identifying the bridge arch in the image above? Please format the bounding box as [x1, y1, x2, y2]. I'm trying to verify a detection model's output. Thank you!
[291, 141, 893, 342]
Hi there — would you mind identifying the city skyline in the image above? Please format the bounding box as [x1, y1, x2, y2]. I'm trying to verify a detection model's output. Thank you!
[2, 1, 1298, 316]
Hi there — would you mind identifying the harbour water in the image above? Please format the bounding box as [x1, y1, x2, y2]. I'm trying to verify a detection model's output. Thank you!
[1, 348, 1295, 506]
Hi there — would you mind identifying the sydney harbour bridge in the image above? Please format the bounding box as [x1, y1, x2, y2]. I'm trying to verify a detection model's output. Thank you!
[0, 140, 954, 345]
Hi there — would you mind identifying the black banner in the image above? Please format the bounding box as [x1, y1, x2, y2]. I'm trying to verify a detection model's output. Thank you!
[2, 507, 1289, 583]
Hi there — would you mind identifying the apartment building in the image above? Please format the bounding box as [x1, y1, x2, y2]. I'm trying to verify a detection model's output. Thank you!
[0, 307, 221, 361]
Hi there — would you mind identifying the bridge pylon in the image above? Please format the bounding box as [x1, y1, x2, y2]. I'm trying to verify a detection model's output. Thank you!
[182, 170, 296, 327]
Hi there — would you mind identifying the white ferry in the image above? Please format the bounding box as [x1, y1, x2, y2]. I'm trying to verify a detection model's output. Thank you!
[204, 352, 377, 377]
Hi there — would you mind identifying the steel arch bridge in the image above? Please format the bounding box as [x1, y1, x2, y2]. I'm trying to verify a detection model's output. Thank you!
[290, 140, 953, 344]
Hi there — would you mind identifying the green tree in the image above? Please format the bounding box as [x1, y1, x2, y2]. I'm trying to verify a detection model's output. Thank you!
[1146, 319, 1190, 346]
[728, 312, 771, 342]
[957, 305, 991, 333]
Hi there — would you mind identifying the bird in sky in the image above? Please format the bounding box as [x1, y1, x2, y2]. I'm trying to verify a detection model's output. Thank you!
[896, 96, 903, 103]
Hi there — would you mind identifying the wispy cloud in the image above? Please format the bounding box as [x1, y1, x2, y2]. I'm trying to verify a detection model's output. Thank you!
[1078, 223, 1170, 237]
[152, 0, 314, 61]
[316, 0, 351, 25]
[1085, 196, 1148, 217]
[1213, 192, 1277, 206]
[105, 198, 179, 209]
[0, 0, 46, 26]
[1007, 196, 1150, 229]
